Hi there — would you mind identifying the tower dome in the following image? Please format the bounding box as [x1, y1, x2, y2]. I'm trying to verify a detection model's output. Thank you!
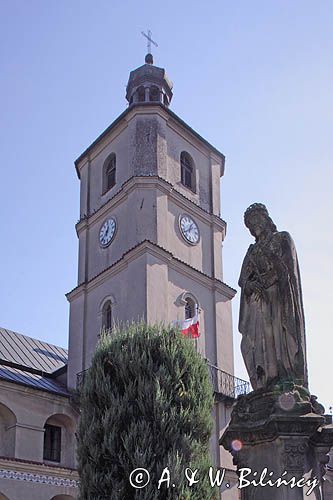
[126, 54, 173, 107]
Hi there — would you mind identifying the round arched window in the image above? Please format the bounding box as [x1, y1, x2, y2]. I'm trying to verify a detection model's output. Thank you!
[185, 297, 196, 319]
[102, 301, 112, 332]
[103, 153, 116, 193]
[137, 86, 145, 102]
[180, 151, 195, 192]
[149, 86, 160, 102]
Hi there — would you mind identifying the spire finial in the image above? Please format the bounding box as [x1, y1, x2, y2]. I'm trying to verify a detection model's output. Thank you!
[141, 29, 158, 64]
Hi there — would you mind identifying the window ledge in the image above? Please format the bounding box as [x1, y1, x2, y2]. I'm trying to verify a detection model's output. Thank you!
[179, 182, 197, 195]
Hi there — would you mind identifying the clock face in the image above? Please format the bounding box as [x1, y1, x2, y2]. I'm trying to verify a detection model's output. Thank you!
[179, 214, 200, 245]
[99, 218, 117, 247]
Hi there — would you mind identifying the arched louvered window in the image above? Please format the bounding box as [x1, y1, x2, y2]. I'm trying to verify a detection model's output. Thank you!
[180, 151, 195, 192]
[137, 86, 145, 102]
[185, 297, 196, 320]
[149, 86, 159, 102]
[103, 154, 116, 193]
[102, 301, 112, 332]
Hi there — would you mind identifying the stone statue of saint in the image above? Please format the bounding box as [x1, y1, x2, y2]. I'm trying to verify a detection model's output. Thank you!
[238, 203, 308, 391]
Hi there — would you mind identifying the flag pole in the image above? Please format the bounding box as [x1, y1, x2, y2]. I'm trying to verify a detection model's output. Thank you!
[195, 303, 199, 349]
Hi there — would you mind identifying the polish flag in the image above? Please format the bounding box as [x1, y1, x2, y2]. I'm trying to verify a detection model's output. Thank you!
[172, 314, 200, 338]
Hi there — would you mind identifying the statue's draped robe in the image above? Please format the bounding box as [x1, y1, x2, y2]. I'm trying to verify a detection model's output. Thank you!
[238, 231, 308, 390]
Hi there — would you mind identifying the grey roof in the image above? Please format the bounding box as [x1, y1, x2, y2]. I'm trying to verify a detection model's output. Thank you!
[0, 327, 67, 374]
[0, 364, 69, 396]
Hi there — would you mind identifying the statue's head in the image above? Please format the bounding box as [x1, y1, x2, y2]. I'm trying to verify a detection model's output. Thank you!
[244, 203, 277, 239]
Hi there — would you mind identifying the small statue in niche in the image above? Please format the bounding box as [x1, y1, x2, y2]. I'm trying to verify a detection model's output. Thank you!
[238, 203, 308, 391]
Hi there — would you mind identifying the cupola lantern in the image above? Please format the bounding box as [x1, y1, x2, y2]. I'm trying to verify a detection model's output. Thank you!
[126, 55, 173, 107]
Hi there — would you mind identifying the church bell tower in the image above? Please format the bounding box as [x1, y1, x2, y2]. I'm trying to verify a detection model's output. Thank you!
[67, 52, 237, 471]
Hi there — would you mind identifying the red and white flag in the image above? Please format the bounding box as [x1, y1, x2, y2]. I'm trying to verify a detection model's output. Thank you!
[172, 313, 200, 338]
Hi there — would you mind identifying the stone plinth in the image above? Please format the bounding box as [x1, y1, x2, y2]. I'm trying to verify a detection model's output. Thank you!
[220, 388, 333, 499]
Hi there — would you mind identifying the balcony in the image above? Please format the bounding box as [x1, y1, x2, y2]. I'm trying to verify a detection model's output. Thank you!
[76, 369, 88, 393]
[207, 363, 250, 401]
[76, 364, 250, 402]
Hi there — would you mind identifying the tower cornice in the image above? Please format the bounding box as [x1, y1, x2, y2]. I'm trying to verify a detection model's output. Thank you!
[66, 239, 236, 302]
[74, 103, 225, 179]
[75, 174, 227, 238]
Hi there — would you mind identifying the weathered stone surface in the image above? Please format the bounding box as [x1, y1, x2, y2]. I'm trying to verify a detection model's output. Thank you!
[132, 117, 159, 175]
[238, 203, 307, 391]
[220, 205, 333, 498]
[220, 391, 333, 499]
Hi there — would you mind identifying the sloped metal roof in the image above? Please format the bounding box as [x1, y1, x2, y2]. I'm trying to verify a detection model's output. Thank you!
[0, 327, 67, 374]
[0, 364, 70, 396]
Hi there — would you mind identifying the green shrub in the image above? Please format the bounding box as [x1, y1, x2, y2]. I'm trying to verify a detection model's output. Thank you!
[77, 322, 218, 499]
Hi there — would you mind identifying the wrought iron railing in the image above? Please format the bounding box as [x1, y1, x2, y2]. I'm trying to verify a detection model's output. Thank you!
[207, 362, 250, 400]
[77, 365, 250, 401]
[76, 369, 89, 392]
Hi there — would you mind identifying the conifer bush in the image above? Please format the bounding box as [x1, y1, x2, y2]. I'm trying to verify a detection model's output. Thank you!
[77, 323, 218, 499]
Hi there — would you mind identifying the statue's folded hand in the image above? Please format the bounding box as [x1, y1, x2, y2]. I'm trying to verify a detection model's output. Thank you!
[245, 280, 268, 302]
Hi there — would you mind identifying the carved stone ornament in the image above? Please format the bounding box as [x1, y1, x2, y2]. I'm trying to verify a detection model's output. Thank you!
[282, 442, 308, 472]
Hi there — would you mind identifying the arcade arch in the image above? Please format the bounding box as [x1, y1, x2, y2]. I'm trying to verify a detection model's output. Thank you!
[50, 495, 76, 500]
[49, 495, 75, 500]
[0, 402, 16, 457]
[43, 413, 76, 468]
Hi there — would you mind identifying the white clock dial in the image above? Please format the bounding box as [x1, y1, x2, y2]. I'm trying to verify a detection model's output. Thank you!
[179, 214, 200, 245]
[99, 217, 117, 247]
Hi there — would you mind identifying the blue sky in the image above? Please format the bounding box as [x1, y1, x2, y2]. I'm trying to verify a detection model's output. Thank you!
[1, 1, 332, 410]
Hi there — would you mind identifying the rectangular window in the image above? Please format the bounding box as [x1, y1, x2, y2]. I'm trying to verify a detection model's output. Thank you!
[43, 424, 61, 462]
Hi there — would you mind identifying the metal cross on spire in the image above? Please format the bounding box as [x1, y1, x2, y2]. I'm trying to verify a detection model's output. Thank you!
[141, 29, 158, 54]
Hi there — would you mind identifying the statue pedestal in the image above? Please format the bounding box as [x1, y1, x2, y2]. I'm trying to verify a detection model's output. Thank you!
[220, 389, 333, 499]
